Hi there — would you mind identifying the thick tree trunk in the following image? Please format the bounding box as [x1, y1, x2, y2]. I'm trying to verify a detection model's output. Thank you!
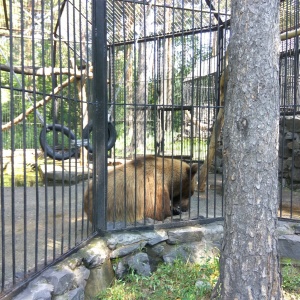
[213, 1, 281, 299]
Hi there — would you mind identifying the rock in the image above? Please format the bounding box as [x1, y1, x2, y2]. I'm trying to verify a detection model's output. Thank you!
[287, 141, 300, 150]
[80, 238, 109, 268]
[114, 259, 129, 279]
[167, 226, 204, 244]
[277, 221, 296, 236]
[279, 157, 292, 175]
[199, 223, 224, 243]
[150, 244, 165, 256]
[127, 253, 151, 276]
[42, 267, 75, 295]
[107, 232, 146, 250]
[141, 230, 168, 242]
[54, 287, 84, 300]
[289, 167, 300, 182]
[84, 259, 115, 299]
[110, 241, 147, 259]
[284, 116, 300, 133]
[163, 241, 218, 264]
[11, 220, 300, 300]
[147, 235, 168, 246]
[294, 225, 300, 235]
[83, 253, 106, 268]
[73, 266, 90, 288]
[293, 152, 300, 168]
[195, 280, 212, 290]
[66, 255, 83, 270]
[13, 283, 53, 300]
[278, 234, 300, 260]
[279, 145, 292, 159]
[67, 287, 84, 300]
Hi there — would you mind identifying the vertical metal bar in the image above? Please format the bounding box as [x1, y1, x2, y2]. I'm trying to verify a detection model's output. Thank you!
[133, 0, 137, 226]
[142, 2, 147, 224]
[0, 31, 5, 294]
[41, 0, 48, 267]
[122, 0, 127, 227]
[213, 1, 223, 219]
[92, 0, 108, 231]
[66, 0, 74, 249]
[279, 0, 290, 218]
[8, 0, 16, 284]
[30, 0, 40, 272]
[20, 0, 27, 280]
[58, 0, 66, 256]
[289, 0, 299, 219]
[189, 0, 195, 220]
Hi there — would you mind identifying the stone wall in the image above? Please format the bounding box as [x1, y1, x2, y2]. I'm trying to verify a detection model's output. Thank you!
[211, 115, 300, 188]
[279, 115, 300, 187]
[12, 220, 300, 300]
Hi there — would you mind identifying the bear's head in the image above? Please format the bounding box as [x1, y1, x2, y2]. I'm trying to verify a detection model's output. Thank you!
[172, 163, 198, 212]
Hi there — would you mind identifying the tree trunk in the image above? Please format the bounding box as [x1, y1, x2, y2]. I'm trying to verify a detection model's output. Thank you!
[130, 42, 148, 154]
[157, 1, 173, 154]
[213, 1, 281, 299]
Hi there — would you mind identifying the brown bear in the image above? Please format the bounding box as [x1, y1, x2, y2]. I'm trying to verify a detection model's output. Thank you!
[84, 155, 198, 223]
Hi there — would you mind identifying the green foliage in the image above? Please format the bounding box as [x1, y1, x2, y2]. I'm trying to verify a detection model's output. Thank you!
[0, 26, 83, 150]
[97, 257, 219, 300]
[97, 256, 300, 300]
[281, 259, 300, 293]
[113, 128, 207, 160]
[2, 122, 42, 150]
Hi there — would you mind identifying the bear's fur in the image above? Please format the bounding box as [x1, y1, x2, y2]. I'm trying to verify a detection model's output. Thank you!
[84, 155, 198, 222]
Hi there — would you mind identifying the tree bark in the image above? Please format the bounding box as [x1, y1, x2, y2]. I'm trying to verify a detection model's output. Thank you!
[131, 42, 148, 154]
[213, 1, 281, 299]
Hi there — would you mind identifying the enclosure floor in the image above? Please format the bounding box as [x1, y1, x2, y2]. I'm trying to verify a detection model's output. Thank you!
[0, 174, 299, 293]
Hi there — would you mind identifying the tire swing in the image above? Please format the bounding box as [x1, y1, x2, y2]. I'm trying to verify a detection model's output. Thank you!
[39, 124, 76, 160]
[82, 121, 117, 153]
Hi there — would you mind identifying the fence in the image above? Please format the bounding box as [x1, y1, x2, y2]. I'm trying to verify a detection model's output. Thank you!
[0, 0, 94, 297]
[0, 0, 299, 298]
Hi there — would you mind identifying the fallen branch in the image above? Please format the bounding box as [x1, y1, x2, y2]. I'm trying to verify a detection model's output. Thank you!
[0, 64, 93, 78]
[2, 76, 75, 131]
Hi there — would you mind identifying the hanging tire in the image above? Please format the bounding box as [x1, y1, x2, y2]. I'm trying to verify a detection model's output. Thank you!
[82, 121, 117, 153]
[39, 124, 76, 160]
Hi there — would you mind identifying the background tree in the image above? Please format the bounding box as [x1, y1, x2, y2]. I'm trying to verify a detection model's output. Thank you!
[131, 42, 148, 154]
[213, 1, 282, 299]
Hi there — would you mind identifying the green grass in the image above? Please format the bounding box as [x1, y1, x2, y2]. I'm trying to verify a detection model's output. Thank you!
[97, 257, 219, 300]
[281, 258, 300, 294]
[97, 256, 300, 300]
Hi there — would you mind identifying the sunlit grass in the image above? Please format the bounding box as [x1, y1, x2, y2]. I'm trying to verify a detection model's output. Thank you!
[97, 256, 219, 300]
[97, 256, 300, 300]
[281, 258, 300, 294]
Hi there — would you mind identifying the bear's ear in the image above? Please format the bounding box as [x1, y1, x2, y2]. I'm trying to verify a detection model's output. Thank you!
[188, 164, 198, 178]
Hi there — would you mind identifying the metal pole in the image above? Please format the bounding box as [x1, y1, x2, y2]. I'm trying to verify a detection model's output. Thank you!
[92, 0, 108, 232]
